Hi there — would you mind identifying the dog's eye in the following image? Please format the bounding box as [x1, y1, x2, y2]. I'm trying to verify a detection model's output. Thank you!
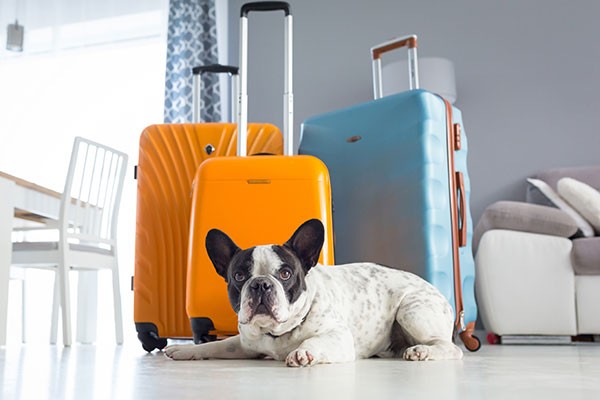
[279, 268, 292, 281]
[234, 272, 246, 282]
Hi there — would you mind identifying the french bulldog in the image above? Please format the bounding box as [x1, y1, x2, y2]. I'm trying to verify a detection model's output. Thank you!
[165, 219, 463, 366]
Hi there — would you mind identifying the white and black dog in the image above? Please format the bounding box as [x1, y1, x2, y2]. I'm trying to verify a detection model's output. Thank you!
[165, 219, 462, 366]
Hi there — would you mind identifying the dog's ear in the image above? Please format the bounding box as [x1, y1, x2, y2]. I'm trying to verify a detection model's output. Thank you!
[284, 219, 324, 272]
[206, 229, 240, 281]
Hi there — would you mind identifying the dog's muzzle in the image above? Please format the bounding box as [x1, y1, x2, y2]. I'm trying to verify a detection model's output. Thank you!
[248, 277, 277, 316]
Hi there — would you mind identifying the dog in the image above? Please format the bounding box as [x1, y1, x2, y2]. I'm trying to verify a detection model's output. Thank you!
[165, 219, 463, 366]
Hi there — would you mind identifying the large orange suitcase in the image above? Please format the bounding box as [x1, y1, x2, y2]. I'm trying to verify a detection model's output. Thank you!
[133, 122, 282, 352]
[185, 1, 335, 343]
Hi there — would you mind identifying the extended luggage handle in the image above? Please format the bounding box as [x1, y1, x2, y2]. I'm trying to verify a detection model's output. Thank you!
[371, 34, 419, 100]
[192, 64, 240, 124]
[238, 1, 293, 157]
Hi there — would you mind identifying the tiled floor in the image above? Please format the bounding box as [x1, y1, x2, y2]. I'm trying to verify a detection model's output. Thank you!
[1, 340, 600, 399]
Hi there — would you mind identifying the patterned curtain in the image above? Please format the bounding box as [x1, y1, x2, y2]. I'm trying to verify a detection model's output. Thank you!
[164, 0, 220, 123]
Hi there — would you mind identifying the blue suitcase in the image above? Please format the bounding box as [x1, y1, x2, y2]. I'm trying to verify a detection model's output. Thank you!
[299, 35, 480, 351]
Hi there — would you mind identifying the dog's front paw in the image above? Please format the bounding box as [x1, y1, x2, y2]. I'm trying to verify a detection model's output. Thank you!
[286, 348, 317, 367]
[403, 345, 430, 361]
[164, 344, 206, 361]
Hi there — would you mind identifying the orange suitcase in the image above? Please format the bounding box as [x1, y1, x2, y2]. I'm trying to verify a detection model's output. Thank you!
[185, 2, 335, 343]
[133, 122, 282, 352]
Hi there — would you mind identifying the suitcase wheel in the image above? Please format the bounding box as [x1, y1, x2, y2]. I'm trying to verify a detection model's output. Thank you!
[458, 321, 481, 352]
[190, 317, 217, 344]
[136, 323, 168, 352]
[138, 331, 168, 353]
[459, 328, 482, 352]
[140, 336, 155, 353]
[196, 334, 217, 344]
[464, 334, 481, 352]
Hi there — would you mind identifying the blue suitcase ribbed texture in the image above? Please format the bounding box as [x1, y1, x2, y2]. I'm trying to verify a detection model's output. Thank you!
[299, 89, 477, 329]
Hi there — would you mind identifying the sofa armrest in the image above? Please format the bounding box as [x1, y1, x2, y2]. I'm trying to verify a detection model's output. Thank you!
[475, 230, 576, 335]
[473, 201, 579, 252]
[572, 237, 600, 275]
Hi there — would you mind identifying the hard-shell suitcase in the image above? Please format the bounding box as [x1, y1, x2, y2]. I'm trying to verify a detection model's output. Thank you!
[185, 1, 335, 343]
[133, 64, 282, 352]
[299, 35, 480, 351]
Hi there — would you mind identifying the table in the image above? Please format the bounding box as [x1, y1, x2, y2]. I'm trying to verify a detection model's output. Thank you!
[0, 172, 98, 346]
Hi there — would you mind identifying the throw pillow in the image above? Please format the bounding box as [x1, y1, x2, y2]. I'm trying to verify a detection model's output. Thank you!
[557, 177, 600, 234]
[526, 178, 594, 237]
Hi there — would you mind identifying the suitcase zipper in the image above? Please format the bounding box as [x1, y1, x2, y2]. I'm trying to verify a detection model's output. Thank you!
[440, 96, 466, 334]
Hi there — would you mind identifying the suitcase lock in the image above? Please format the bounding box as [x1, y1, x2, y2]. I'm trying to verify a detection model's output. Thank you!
[453, 124, 462, 150]
[205, 144, 216, 155]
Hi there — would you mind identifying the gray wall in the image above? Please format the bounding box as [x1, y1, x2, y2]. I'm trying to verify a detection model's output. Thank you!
[228, 0, 600, 224]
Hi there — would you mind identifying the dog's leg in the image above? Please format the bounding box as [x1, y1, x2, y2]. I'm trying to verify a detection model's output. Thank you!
[286, 328, 355, 367]
[164, 335, 262, 361]
[395, 292, 463, 361]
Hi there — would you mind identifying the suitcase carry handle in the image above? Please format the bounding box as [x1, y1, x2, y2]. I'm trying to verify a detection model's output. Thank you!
[241, 1, 291, 16]
[238, 1, 293, 156]
[193, 64, 239, 75]
[371, 34, 419, 99]
[456, 171, 467, 247]
[192, 64, 240, 123]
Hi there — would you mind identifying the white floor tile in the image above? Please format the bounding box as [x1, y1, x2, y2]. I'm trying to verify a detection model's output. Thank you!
[1, 342, 600, 399]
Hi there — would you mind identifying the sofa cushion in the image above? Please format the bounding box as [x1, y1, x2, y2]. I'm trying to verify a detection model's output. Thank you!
[530, 165, 600, 192]
[526, 178, 595, 237]
[571, 237, 600, 275]
[473, 200, 579, 252]
[557, 177, 600, 234]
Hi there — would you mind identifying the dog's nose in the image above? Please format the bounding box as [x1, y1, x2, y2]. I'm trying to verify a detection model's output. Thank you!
[249, 278, 273, 293]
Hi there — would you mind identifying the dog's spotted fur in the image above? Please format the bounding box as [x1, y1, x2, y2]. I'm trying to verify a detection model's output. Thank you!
[165, 219, 462, 366]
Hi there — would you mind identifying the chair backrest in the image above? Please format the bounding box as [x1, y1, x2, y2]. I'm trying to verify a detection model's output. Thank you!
[60, 137, 128, 251]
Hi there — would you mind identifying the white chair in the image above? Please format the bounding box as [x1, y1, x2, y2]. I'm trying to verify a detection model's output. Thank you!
[11, 137, 128, 346]
[7, 267, 27, 343]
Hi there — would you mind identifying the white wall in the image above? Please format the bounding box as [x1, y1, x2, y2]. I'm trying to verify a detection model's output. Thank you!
[227, 0, 600, 223]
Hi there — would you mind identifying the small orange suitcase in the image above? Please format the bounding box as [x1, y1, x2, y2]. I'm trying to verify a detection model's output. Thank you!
[185, 1, 334, 343]
[133, 122, 282, 352]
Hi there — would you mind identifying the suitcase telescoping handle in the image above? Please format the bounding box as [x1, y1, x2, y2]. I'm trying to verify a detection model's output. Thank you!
[192, 64, 239, 123]
[238, 1, 293, 156]
[371, 35, 419, 100]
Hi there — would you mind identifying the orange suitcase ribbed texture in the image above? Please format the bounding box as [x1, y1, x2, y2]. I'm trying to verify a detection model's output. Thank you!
[133, 122, 282, 351]
[186, 155, 335, 340]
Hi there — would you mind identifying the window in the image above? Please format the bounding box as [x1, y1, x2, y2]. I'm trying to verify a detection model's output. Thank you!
[0, 3, 167, 344]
